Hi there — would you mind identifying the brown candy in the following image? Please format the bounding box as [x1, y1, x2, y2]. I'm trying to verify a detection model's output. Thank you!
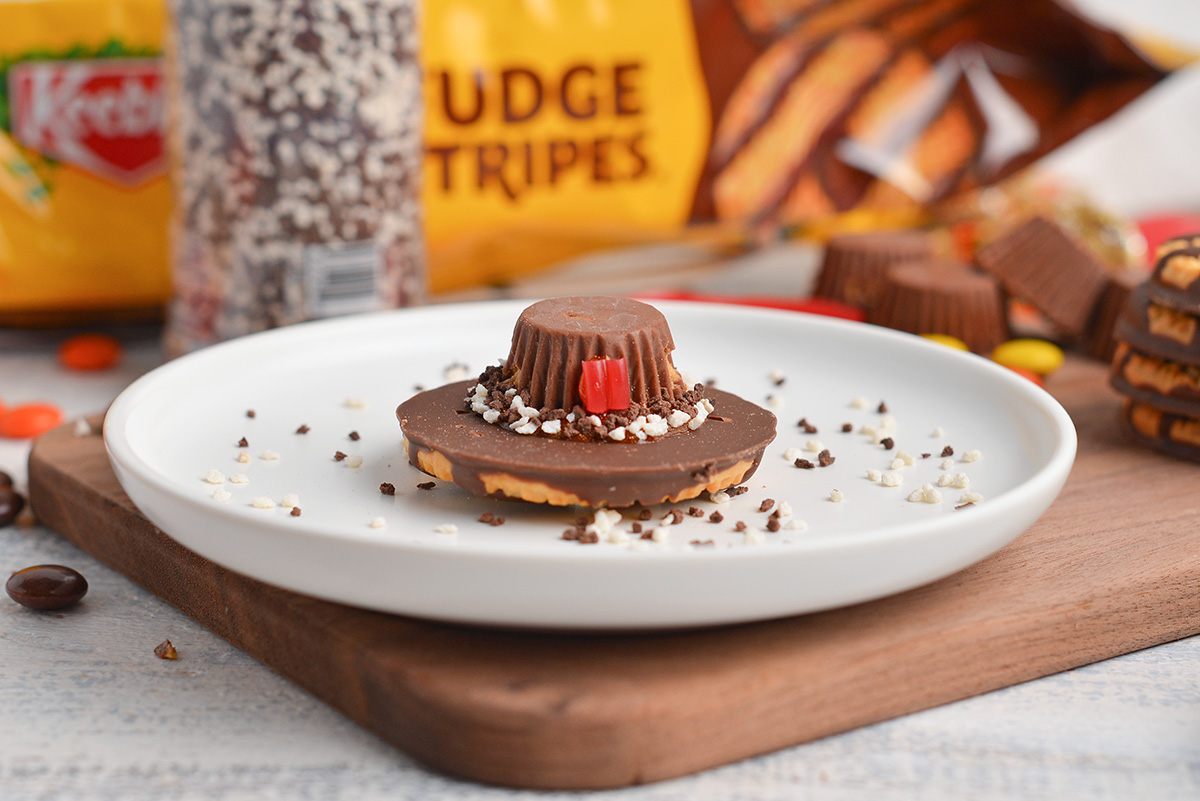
[6, 565, 88, 610]
[0, 485, 26, 528]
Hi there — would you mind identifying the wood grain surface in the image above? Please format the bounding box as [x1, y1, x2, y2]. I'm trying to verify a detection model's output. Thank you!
[26, 356, 1200, 791]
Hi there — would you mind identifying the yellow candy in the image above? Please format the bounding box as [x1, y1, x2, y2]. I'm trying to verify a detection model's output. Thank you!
[990, 339, 1065, 376]
[921, 333, 969, 351]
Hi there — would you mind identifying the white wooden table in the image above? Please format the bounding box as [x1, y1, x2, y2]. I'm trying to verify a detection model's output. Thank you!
[1, 323, 1198, 801]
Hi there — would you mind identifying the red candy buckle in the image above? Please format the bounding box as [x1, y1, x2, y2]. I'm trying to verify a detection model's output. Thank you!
[578, 357, 631, 414]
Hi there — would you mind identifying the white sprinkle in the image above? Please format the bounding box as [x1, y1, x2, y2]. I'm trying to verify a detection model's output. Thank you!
[434, 523, 458, 535]
[897, 451, 916, 466]
[606, 529, 630, 545]
[783, 447, 805, 461]
[204, 469, 225, 485]
[925, 488, 943, 504]
[230, 473, 249, 485]
[932, 426, 945, 438]
[908, 489, 925, 503]
[346, 455, 363, 468]
[941, 458, 955, 470]
[866, 468, 882, 482]
[518, 406, 540, 419]
[785, 518, 808, 531]
[566, 412, 576, 422]
[72, 418, 91, 437]
[650, 527, 670, 543]
[805, 439, 824, 453]
[880, 414, 898, 430]
[608, 427, 627, 441]
[540, 419, 562, 435]
[872, 430, 891, 445]
[962, 449, 982, 463]
[604, 509, 623, 526]
[587, 415, 603, 429]
[471, 402, 489, 414]
[630, 540, 650, 551]
[237, 451, 251, 464]
[959, 491, 984, 504]
[211, 488, 231, 503]
[829, 489, 845, 503]
[860, 425, 877, 436]
[509, 395, 526, 411]
[345, 397, 366, 409]
[668, 409, 691, 428]
[369, 516, 387, 529]
[261, 450, 280, 461]
[952, 473, 970, 489]
[881, 471, 903, 487]
[688, 403, 710, 430]
[744, 529, 766, 545]
[937, 473, 954, 487]
[769, 368, 786, 384]
[512, 420, 538, 435]
[661, 510, 680, 525]
[709, 490, 731, 504]
[443, 364, 470, 382]
[700, 398, 715, 413]
[483, 409, 501, 424]
[851, 396, 869, 409]
[251, 496, 275, 509]
[890, 458, 905, 470]
[778, 501, 793, 518]
[504, 388, 517, 397]
[643, 417, 669, 437]
[281, 493, 300, 508]
[766, 394, 784, 409]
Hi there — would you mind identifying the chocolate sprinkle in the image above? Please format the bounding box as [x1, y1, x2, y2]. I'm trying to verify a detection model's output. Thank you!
[640, 530, 655, 540]
[796, 418, 818, 434]
[631, 522, 643, 534]
[687, 506, 705, 517]
[478, 512, 495, 523]
[417, 482, 436, 490]
[922, 453, 931, 459]
[818, 449, 835, 467]
[349, 431, 360, 441]
[766, 518, 780, 532]
[709, 511, 724, 523]
[841, 423, 852, 432]
[578, 531, 599, 544]
[877, 401, 888, 413]
[290, 507, 301, 517]
[734, 521, 747, 531]
[237, 437, 249, 447]
[380, 482, 396, 496]
[638, 509, 653, 520]
[758, 499, 775, 513]
[668, 509, 685, 525]
[295, 424, 310, 434]
[880, 437, 895, 450]
[333, 451, 347, 461]
[689, 539, 715, 547]
[941, 446, 954, 457]
[794, 459, 814, 469]
[728, 486, 750, 496]
[246, 410, 256, 419]
[490, 516, 506, 527]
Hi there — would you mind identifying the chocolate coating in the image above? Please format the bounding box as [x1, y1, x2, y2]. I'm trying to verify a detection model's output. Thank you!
[1109, 342, 1200, 418]
[1146, 240, 1200, 315]
[1121, 399, 1200, 464]
[505, 297, 683, 410]
[398, 382, 777, 508]
[815, 230, 935, 309]
[1114, 283, 1200, 367]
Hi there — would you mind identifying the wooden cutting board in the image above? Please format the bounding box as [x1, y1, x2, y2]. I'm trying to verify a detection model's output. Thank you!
[26, 356, 1200, 791]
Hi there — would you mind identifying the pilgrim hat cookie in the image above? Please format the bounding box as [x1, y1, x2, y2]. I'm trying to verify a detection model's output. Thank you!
[396, 297, 778, 508]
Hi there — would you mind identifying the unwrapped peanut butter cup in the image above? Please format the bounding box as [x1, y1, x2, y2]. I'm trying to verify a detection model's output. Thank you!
[1088, 270, 1144, 362]
[1114, 282, 1200, 367]
[1121, 398, 1200, 464]
[505, 296, 683, 411]
[868, 261, 1008, 354]
[397, 297, 777, 508]
[814, 230, 934, 309]
[975, 216, 1108, 338]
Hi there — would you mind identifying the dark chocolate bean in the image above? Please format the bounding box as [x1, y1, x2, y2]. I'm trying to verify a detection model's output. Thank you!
[6, 565, 88, 610]
[0, 485, 25, 527]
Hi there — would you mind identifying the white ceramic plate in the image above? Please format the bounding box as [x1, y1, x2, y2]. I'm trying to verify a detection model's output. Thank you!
[105, 300, 1075, 629]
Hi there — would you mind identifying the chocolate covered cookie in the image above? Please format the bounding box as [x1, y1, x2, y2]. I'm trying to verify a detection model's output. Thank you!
[396, 297, 777, 507]
[867, 261, 1008, 353]
[1121, 398, 1200, 464]
[814, 230, 934, 309]
[1109, 341, 1200, 418]
[1146, 235, 1200, 315]
[1114, 283, 1200, 367]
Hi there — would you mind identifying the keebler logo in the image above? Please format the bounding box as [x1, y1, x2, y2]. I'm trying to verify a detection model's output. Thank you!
[8, 58, 164, 186]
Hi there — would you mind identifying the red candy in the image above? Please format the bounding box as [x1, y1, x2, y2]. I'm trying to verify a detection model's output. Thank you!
[58, 333, 123, 371]
[1005, 366, 1045, 387]
[579, 358, 631, 414]
[0, 403, 64, 439]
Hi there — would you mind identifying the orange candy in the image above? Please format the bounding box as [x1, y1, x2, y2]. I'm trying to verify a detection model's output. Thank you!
[1005, 366, 1045, 387]
[0, 403, 64, 439]
[58, 333, 123, 371]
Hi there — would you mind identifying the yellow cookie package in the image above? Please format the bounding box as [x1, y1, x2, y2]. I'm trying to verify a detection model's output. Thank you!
[0, 0, 1171, 321]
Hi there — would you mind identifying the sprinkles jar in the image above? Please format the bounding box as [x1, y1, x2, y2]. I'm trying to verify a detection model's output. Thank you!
[163, 0, 423, 356]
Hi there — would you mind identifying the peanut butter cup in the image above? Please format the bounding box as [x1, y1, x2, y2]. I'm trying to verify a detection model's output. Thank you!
[397, 297, 777, 508]
[867, 261, 1008, 354]
[814, 230, 934, 309]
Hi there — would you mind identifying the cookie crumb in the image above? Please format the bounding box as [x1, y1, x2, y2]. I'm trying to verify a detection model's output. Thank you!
[154, 640, 178, 660]
[866, 468, 882, 481]
[663, 509, 684, 525]
[631, 522, 642, 533]
[727, 486, 750, 496]
[741, 530, 764, 546]
[709, 490, 731, 504]
[417, 481, 436, 490]
[690, 538, 716, 547]
[851, 396, 868, 409]
[921, 453, 931, 459]
[490, 516, 505, 527]
[380, 483, 396, 495]
[766, 517, 781, 532]
[785, 519, 808, 531]
[734, 521, 747, 532]
[941, 458, 955, 470]
[766, 394, 784, 409]
[769, 368, 786, 386]
[805, 439, 824, 453]
[881, 471, 903, 487]
[638, 508, 653, 520]
[478, 512, 495, 524]
[295, 424, 310, 434]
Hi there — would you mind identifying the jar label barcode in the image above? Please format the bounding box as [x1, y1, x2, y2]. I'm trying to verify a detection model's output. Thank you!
[303, 241, 386, 319]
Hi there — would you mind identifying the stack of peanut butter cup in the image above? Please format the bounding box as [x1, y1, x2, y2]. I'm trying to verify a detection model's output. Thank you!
[1108, 235, 1200, 461]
